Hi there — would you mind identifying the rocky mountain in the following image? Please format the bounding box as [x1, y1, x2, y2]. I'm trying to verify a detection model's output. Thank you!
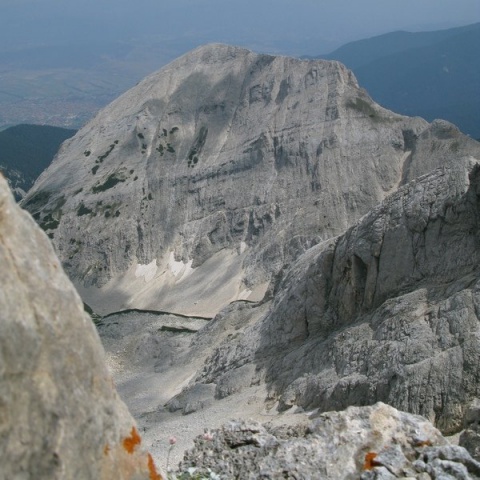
[318, 22, 480, 139]
[5, 149, 480, 476]
[0, 173, 159, 479]
[22, 44, 480, 318]
[189, 158, 480, 433]
[20, 43, 480, 468]
[0, 124, 75, 200]
[3, 166, 480, 478]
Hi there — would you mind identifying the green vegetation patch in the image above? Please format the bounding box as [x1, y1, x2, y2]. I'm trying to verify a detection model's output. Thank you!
[31, 194, 66, 232]
[77, 202, 93, 216]
[92, 172, 127, 194]
[40, 212, 60, 230]
[96, 143, 116, 164]
[22, 189, 52, 214]
[346, 96, 383, 121]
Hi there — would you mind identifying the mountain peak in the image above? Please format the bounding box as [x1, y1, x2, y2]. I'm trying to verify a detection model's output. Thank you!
[22, 44, 480, 316]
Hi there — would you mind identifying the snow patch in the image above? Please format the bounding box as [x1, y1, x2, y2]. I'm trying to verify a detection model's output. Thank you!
[135, 259, 158, 282]
[178, 259, 194, 282]
[238, 288, 252, 300]
[240, 241, 247, 254]
[168, 252, 194, 281]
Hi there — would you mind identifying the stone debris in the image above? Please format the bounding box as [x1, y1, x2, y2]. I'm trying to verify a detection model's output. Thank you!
[179, 403, 480, 479]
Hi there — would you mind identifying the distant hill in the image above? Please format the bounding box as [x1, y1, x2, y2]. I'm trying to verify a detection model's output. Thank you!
[0, 124, 75, 200]
[316, 23, 480, 138]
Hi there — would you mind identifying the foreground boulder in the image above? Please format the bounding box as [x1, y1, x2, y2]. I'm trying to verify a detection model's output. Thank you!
[0, 173, 159, 478]
[179, 403, 480, 479]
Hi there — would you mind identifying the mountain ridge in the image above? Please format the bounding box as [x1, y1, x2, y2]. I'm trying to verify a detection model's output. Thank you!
[317, 22, 480, 138]
[22, 44, 480, 317]
[19, 43, 480, 468]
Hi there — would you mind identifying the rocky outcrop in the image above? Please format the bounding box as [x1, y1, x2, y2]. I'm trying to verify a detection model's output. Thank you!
[0, 173, 159, 479]
[21, 44, 480, 316]
[460, 398, 480, 461]
[178, 403, 480, 479]
[190, 158, 480, 434]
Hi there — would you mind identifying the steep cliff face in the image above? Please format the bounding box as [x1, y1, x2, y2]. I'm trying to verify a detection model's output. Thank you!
[0, 174, 158, 479]
[22, 44, 480, 315]
[187, 158, 480, 434]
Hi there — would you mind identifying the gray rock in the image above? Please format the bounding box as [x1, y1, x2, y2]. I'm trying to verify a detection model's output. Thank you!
[460, 398, 480, 461]
[21, 44, 480, 317]
[178, 403, 480, 479]
[193, 159, 480, 434]
[166, 383, 216, 415]
[0, 174, 155, 479]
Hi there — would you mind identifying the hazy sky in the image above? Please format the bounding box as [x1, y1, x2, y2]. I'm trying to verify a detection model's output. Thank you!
[1, 0, 480, 55]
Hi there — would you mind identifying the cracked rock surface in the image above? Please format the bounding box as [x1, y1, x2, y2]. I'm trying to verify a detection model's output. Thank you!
[190, 159, 480, 434]
[179, 403, 480, 479]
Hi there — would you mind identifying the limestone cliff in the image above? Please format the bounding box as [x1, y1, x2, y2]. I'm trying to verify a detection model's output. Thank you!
[22, 44, 480, 316]
[190, 158, 480, 434]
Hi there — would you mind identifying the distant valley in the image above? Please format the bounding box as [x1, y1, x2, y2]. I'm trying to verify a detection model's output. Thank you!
[318, 22, 480, 138]
[0, 124, 75, 200]
[1, 23, 478, 138]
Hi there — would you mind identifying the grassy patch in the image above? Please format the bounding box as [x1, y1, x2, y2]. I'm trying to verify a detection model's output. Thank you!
[346, 97, 381, 120]
[92, 172, 127, 193]
[96, 143, 116, 164]
[77, 202, 93, 216]
[40, 212, 60, 230]
[22, 189, 51, 213]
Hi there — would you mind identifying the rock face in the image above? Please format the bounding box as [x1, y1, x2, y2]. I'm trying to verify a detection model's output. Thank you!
[21, 44, 480, 316]
[179, 403, 480, 479]
[0, 174, 158, 479]
[460, 398, 480, 461]
[17, 43, 480, 460]
[188, 158, 480, 434]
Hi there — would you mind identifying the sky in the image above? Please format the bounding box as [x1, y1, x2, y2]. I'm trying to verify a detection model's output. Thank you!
[1, 0, 480, 57]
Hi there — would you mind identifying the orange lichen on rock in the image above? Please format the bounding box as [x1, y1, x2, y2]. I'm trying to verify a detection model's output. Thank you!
[363, 452, 380, 470]
[123, 426, 142, 454]
[415, 439, 433, 447]
[103, 444, 110, 456]
[147, 453, 163, 480]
